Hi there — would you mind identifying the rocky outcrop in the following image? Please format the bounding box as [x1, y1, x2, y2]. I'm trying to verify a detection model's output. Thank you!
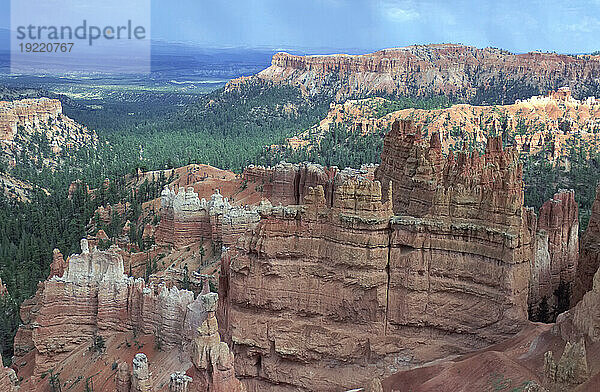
[242, 162, 339, 206]
[574, 184, 600, 303]
[13, 239, 207, 377]
[529, 191, 579, 311]
[538, 190, 579, 290]
[245, 44, 600, 103]
[0, 98, 61, 140]
[116, 362, 132, 392]
[156, 187, 260, 248]
[189, 293, 244, 392]
[0, 354, 18, 392]
[219, 120, 536, 390]
[381, 121, 531, 345]
[0, 98, 98, 168]
[543, 339, 588, 391]
[219, 180, 393, 391]
[170, 372, 192, 392]
[48, 248, 67, 278]
[132, 353, 153, 392]
[281, 91, 600, 162]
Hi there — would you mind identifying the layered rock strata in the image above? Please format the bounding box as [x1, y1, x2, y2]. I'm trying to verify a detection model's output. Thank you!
[244, 44, 600, 103]
[219, 180, 393, 391]
[0, 98, 61, 140]
[377, 120, 532, 344]
[529, 190, 579, 310]
[282, 90, 600, 163]
[13, 239, 207, 377]
[188, 292, 244, 392]
[218, 120, 538, 390]
[0, 98, 98, 166]
[574, 184, 600, 303]
[242, 162, 339, 206]
[156, 187, 260, 248]
[219, 123, 532, 391]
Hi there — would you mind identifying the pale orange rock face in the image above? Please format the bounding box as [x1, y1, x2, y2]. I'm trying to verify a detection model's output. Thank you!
[14, 239, 205, 378]
[240, 44, 600, 102]
[219, 123, 534, 390]
[0, 98, 62, 141]
[0, 98, 98, 168]
[279, 92, 600, 163]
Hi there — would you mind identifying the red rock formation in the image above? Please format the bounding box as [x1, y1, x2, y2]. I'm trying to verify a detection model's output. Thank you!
[574, 184, 600, 303]
[242, 162, 338, 206]
[48, 248, 67, 278]
[245, 44, 600, 103]
[219, 180, 393, 391]
[529, 190, 579, 310]
[219, 121, 534, 390]
[14, 239, 206, 378]
[188, 293, 244, 392]
[156, 187, 260, 248]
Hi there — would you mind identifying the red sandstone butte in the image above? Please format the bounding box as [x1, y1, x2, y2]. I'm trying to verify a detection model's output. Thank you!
[218, 120, 532, 391]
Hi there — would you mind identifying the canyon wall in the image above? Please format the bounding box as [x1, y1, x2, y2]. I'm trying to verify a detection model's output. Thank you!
[14, 239, 205, 377]
[247, 44, 600, 103]
[574, 184, 600, 303]
[529, 190, 579, 310]
[218, 120, 536, 391]
[219, 180, 394, 391]
[377, 121, 532, 346]
[0, 98, 61, 140]
[12, 239, 244, 391]
[156, 187, 260, 248]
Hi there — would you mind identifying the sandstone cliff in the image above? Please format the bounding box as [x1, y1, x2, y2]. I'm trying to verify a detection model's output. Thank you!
[219, 179, 394, 391]
[12, 239, 244, 391]
[529, 190, 579, 312]
[219, 123, 535, 390]
[574, 184, 600, 303]
[241, 44, 600, 103]
[156, 187, 260, 248]
[0, 98, 98, 169]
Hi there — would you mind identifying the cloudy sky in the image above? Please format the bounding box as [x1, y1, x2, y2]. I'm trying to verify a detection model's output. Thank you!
[1, 0, 600, 54]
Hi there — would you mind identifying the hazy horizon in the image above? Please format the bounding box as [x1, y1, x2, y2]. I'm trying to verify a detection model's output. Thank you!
[0, 1, 599, 56]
